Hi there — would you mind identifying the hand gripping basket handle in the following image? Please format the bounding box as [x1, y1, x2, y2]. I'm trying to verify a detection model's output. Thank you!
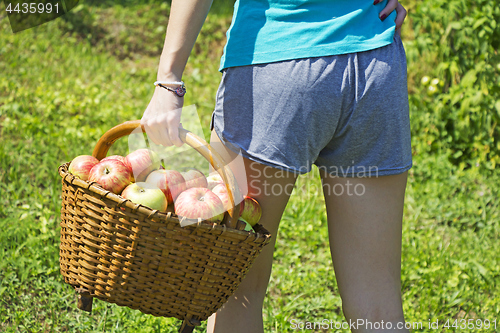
[92, 120, 241, 228]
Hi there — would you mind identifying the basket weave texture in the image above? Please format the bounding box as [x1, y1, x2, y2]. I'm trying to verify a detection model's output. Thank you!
[58, 122, 271, 323]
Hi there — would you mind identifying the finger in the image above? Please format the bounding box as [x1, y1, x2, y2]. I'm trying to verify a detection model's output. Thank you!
[143, 121, 161, 147]
[170, 101, 184, 147]
[394, 3, 407, 33]
[141, 117, 161, 147]
[149, 118, 173, 147]
[158, 121, 174, 147]
[169, 125, 183, 147]
[379, 0, 398, 21]
[166, 113, 183, 147]
[141, 101, 164, 146]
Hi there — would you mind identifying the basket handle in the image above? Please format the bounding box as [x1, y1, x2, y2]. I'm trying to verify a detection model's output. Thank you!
[92, 120, 241, 228]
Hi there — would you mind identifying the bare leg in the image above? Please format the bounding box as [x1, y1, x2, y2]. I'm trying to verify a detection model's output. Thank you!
[207, 130, 298, 333]
[320, 171, 409, 332]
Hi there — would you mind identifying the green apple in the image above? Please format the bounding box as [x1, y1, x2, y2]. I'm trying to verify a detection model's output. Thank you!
[121, 182, 167, 212]
[239, 196, 262, 226]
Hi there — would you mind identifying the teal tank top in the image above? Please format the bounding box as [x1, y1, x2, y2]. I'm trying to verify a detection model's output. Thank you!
[219, 0, 397, 70]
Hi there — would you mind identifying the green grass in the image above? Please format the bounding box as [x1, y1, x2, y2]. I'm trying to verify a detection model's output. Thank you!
[1, 1, 499, 332]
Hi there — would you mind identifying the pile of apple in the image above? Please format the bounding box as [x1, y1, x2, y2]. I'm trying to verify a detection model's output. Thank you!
[67, 149, 262, 231]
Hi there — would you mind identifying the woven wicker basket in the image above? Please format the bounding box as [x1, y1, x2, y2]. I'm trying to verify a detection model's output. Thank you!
[58, 120, 271, 332]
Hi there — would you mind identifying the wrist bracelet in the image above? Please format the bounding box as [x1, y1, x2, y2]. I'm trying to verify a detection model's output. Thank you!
[154, 80, 184, 86]
[154, 81, 186, 97]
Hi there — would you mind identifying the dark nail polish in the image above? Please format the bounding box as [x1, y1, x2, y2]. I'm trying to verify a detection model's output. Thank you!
[373, 0, 379, 4]
[380, 13, 387, 21]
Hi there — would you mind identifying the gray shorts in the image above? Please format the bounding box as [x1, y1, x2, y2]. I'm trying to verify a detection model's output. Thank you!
[210, 34, 412, 177]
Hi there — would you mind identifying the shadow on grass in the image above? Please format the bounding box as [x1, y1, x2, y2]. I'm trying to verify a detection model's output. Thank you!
[59, 0, 234, 59]
[82, 0, 235, 16]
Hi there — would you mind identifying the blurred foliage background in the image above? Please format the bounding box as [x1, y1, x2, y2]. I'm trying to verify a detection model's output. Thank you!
[1, 0, 499, 332]
[405, 0, 500, 169]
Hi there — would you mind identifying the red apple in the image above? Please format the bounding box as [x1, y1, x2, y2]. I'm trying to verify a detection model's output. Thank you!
[207, 173, 224, 190]
[240, 196, 262, 226]
[100, 155, 126, 164]
[121, 182, 167, 212]
[181, 168, 208, 189]
[211, 183, 233, 212]
[88, 159, 133, 194]
[174, 187, 224, 222]
[124, 148, 161, 182]
[68, 155, 99, 181]
[146, 169, 187, 205]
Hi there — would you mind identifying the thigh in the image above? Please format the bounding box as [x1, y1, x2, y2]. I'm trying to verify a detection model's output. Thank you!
[320, 171, 408, 321]
[208, 130, 298, 333]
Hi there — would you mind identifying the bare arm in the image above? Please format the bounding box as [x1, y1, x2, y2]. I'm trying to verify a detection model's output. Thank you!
[141, 0, 214, 147]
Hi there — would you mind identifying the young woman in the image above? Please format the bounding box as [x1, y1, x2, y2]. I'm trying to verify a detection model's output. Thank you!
[141, 1, 411, 332]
